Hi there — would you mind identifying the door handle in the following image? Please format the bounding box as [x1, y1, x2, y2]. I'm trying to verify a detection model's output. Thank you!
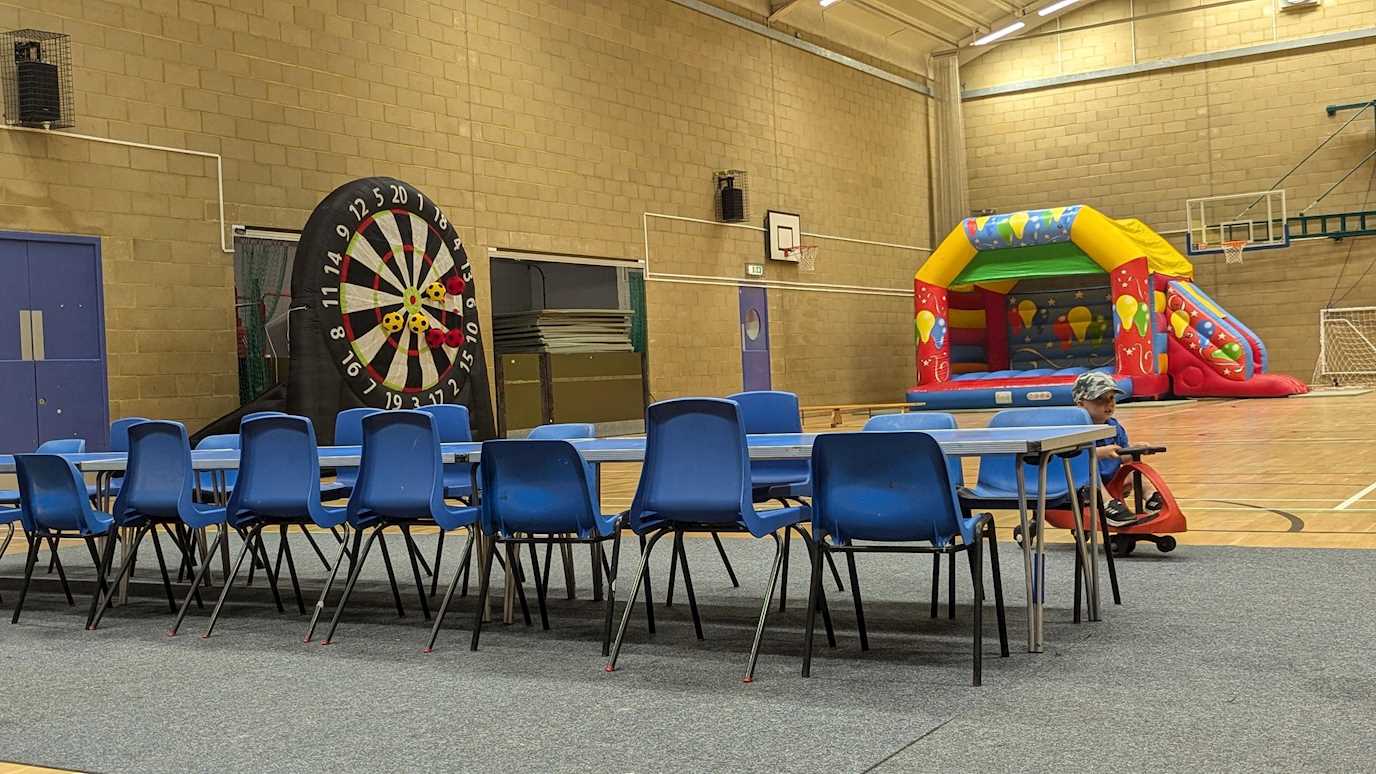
[19, 309, 31, 360]
[31, 309, 44, 361]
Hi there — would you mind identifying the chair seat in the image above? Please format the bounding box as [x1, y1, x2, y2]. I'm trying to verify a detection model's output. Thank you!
[442, 471, 475, 501]
[36, 508, 115, 535]
[750, 470, 807, 489]
[434, 504, 480, 533]
[759, 481, 811, 501]
[0, 489, 17, 506]
[638, 503, 808, 539]
[958, 484, 1072, 509]
[1, 506, 19, 523]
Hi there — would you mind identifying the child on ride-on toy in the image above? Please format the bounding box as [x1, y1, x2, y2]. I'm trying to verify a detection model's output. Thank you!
[1071, 371, 1162, 528]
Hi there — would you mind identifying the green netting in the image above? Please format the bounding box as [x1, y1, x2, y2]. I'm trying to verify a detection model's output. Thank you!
[952, 242, 1104, 285]
[629, 270, 646, 352]
[233, 237, 293, 404]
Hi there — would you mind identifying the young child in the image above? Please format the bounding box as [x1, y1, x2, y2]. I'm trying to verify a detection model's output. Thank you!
[1071, 371, 1160, 527]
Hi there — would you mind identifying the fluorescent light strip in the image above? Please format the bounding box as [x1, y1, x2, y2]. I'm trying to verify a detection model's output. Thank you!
[820, 0, 842, 6]
[1038, 0, 1082, 15]
[972, 21, 1025, 45]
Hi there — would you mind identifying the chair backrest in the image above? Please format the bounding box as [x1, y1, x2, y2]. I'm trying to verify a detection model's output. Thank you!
[812, 432, 971, 546]
[348, 411, 445, 521]
[195, 433, 241, 491]
[112, 420, 195, 523]
[862, 412, 963, 486]
[527, 423, 595, 440]
[977, 407, 1093, 494]
[630, 398, 751, 530]
[241, 410, 287, 426]
[36, 438, 86, 454]
[109, 417, 148, 452]
[333, 407, 382, 487]
[228, 415, 326, 521]
[727, 390, 810, 485]
[419, 404, 473, 442]
[14, 454, 105, 533]
[480, 439, 602, 537]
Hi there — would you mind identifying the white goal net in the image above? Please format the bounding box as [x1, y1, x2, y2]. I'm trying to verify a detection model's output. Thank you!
[1314, 307, 1376, 386]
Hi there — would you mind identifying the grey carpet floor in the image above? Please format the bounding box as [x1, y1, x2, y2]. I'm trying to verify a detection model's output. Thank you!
[0, 531, 1372, 773]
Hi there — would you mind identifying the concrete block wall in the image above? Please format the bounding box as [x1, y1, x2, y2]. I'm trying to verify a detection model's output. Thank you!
[961, 0, 1376, 378]
[0, 0, 931, 432]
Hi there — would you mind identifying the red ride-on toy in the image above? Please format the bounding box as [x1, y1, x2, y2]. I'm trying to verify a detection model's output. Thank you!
[1042, 445, 1187, 556]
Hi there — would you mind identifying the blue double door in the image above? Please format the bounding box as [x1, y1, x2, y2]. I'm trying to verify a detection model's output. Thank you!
[0, 234, 109, 454]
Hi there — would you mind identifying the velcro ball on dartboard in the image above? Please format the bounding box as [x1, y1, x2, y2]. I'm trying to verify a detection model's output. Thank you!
[446, 276, 466, 295]
[426, 327, 446, 348]
[408, 314, 430, 333]
[425, 282, 447, 303]
[382, 311, 405, 332]
[446, 328, 465, 348]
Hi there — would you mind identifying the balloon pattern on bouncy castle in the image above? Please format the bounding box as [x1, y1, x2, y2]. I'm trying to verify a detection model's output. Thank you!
[1165, 288, 1246, 380]
[964, 205, 1080, 250]
[1110, 259, 1155, 377]
[914, 280, 950, 383]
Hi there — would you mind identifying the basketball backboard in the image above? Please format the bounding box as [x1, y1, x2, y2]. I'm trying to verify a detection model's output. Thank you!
[1185, 189, 1289, 256]
[765, 210, 800, 263]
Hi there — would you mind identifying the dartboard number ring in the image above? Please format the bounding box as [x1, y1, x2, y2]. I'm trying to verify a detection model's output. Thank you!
[306, 178, 480, 410]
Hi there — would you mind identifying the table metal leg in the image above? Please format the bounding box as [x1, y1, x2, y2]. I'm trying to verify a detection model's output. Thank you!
[1033, 453, 1050, 653]
[1086, 450, 1102, 621]
[1060, 456, 1095, 624]
[1015, 462, 1034, 654]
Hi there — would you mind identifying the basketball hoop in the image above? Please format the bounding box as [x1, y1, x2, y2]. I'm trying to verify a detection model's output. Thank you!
[783, 244, 819, 273]
[1223, 239, 1249, 265]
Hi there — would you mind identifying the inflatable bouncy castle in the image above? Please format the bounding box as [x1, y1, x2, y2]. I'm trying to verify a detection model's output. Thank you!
[907, 205, 1307, 409]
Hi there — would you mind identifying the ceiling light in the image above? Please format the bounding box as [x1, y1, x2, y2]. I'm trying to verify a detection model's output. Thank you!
[820, 0, 842, 7]
[1038, 0, 1082, 15]
[972, 21, 1025, 45]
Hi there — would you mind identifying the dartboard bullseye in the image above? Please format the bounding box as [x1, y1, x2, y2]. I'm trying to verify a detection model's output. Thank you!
[295, 177, 482, 411]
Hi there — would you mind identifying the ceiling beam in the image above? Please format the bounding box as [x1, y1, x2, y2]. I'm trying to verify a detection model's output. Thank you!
[958, 0, 1109, 64]
[908, 0, 989, 31]
[855, 0, 961, 46]
[984, 0, 1021, 12]
[768, 0, 807, 22]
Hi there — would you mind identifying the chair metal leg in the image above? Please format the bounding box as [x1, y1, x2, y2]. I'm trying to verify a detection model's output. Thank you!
[0, 522, 13, 605]
[778, 526, 792, 612]
[542, 541, 554, 600]
[49, 541, 74, 607]
[46, 535, 58, 574]
[305, 527, 358, 643]
[86, 530, 120, 628]
[424, 528, 477, 652]
[1074, 540, 1084, 624]
[675, 530, 703, 640]
[202, 527, 260, 639]
[148, 524, 178, 613]
[606, 528, 669, 671]
[297, 524, 331, 571]
[431, 531, 445, 597]
[1099, 508, 1122, 605]
[947, 552, 957, 620]
[560, 540, 576, 601]
[600, 530, 623, 657]
[743, 532, 787, 683]
[506, 541, 532, 626]
[986, 521, 1009, 657]
[89, 526, 150, 630]
[375, 529, 406, 618]
[710, 532, 739, 587]
[400, 525, 431, 622]
[250, 529, 285, 614]
[844, 545, 868, 652]
[802, 538, 826, 677]
[81, 537, 110, 617]
[665, 531, 678, 607]
[169, 529, 226, 636]
[971, 538, 985, 686]
[637, 532, 655, 634]
[279, 525, 306, 615]
[929, 553, 940, 618]
[11, 537, 41, 624]
[825, 548, 844, 591]
[469, 536, 499, 651]
[529, 539, 550, 631]
[460, 528, 473, 597]
[794, 528, 836, 648]
[321, 526, 382, 645]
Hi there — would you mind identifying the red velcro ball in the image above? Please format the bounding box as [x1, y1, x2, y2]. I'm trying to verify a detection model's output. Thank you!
[445, 328, 465, 348]
[446, 276, 466, 295]
[425, 328, 446, 348]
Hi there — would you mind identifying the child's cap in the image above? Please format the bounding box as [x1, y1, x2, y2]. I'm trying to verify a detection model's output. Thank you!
[1072, 371, 1127, 403]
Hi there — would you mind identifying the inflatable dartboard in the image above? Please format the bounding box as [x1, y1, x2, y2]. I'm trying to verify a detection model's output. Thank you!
[289, 177, 494, 442]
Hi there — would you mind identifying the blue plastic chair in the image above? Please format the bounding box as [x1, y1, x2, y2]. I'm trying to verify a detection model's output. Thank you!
[1, 439, 87, 506]
[241, 410, 287, 423]
[170, 415, 350, 637]
[194, 434, 240, 500]
[454, 439, 624, 653]
[9, 454, 115, 625]
[419, 404, 476, 501]
[104, 417, 148, 497]
[802, 432, 1007, 686]
[526, 423, 605, 604]
[314, 410, 479, 646]
[320, 407, 380, 501]
[728, 391, 810, 500]
[89, 421, 229, 629]
[607, 397, 824, 682]
[863, 412, 968, 620]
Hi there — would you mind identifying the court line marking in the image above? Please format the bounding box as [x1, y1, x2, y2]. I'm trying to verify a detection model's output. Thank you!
[1336, 480, 1376, 510]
